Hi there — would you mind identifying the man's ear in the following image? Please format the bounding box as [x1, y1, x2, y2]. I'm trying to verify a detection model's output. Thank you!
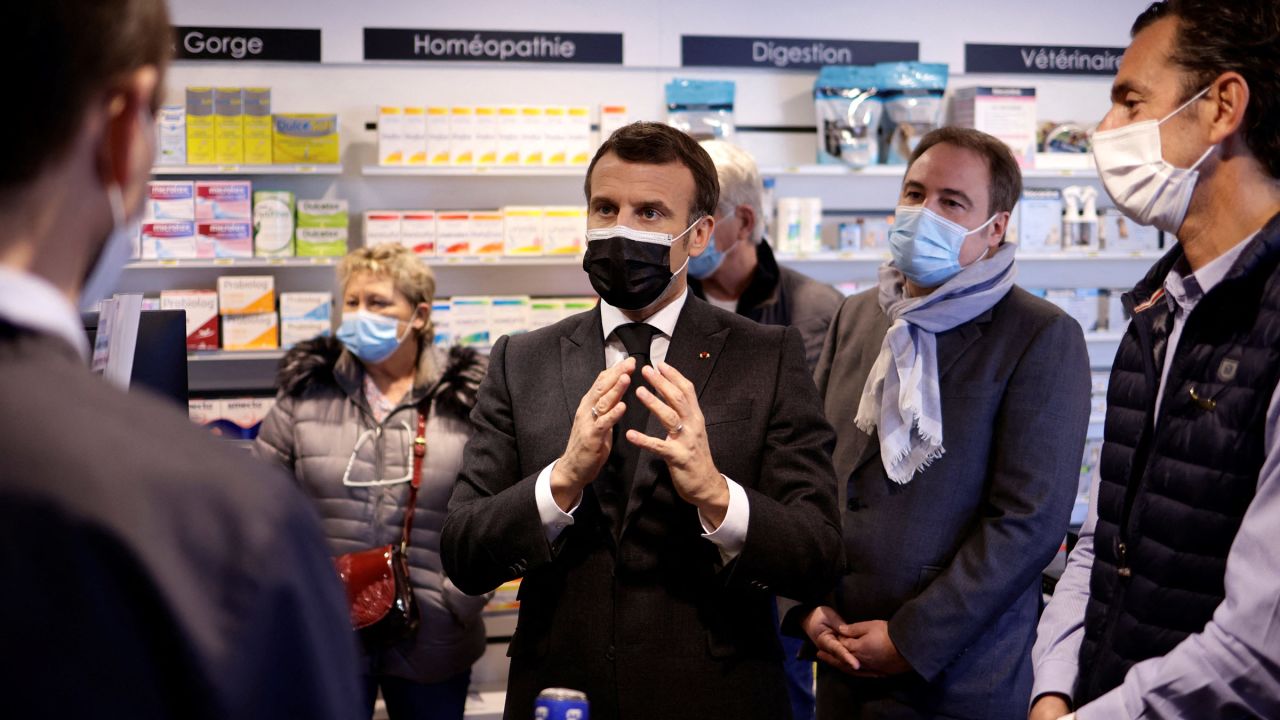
[989, 210, 1011, 247]
[96, 66, 159, 206]
[687, 213, 715, 257]
[735, 204, 756, 244]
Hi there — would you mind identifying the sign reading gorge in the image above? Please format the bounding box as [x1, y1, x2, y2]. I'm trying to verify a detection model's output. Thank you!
[173, 26, 321, 62]
[363, 28, 624, 64]
[965, 43, 1124, 76]
[682, 35, 918, 70]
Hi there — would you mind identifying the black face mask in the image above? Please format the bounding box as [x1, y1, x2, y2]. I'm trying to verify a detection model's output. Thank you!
[582, 222, 696, 310]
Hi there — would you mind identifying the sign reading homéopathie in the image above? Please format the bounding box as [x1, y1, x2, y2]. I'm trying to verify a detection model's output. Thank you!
[965, 43, 1125, 76]
[363, 28, 624, 64]
[173, 26, 321, 62]
[681, 35, 917, 70]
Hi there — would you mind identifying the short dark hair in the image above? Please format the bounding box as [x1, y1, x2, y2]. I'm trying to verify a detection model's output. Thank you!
[906, 127, 1023, 216]
[0, 0, 171, 193]
[585, 122, 720, 222]
[1132, 0, 1280, 178]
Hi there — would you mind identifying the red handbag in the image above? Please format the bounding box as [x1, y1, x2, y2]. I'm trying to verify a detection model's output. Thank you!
[334, 408, 427, 648]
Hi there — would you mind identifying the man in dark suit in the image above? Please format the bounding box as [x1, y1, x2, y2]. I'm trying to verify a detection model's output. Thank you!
[794, 127, 1091, 719]
[0, 2, 363, 718]
[442, 122, 843, 720]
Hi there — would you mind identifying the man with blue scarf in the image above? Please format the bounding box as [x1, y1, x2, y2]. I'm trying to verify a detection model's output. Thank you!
[791, 127, 1092, 719]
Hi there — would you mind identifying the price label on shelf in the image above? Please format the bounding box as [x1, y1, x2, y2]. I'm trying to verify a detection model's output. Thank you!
[267, 258, 287, 265]
[158, 259, 180, 267]
[213, 258, 236, 266]
[307, 257, 335, 265]
[216, 165, 241, 173]
[297, 165, 318, 173]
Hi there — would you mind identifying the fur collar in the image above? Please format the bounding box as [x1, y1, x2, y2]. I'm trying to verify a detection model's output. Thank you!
[276, 336, 486, 423]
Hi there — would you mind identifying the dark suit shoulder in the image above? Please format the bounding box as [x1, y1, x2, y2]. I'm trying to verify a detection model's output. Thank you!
[0, 333, 310, 561]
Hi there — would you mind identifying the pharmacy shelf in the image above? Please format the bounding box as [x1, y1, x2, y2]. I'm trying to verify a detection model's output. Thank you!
[779, 251, 1162, 289]
[760, 164, 1099, 180]
[1084, 332, 1125, 368]
[425, 256, 581, 267]
[188, 350, 287, 362]
[127, 258, 337, 269]
[151, 164, 343, 175]
[361, 165, 587, 178]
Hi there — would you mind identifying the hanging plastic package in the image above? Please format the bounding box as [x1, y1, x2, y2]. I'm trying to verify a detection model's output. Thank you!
[666, 79, 736, 140]
[878, 62, 949, 165]
[813, 65, 883, 168]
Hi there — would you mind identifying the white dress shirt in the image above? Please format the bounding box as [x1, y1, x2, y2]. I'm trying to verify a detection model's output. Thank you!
[534, 289, 750, 563]
[0, 266, 90, 361]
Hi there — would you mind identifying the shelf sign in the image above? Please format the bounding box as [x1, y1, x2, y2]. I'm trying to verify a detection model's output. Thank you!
[965, 43, 1125, 76]
[173, 26, 321, 62]
[363, 28, 623, 64]
[681, 35, 917, 70]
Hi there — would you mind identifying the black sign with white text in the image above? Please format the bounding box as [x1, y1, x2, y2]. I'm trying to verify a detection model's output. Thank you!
[682, 35, 918, 70]
[965, 43, 1125, 76]
[363, 28, 624, 64]
[173, 26, 321, 62]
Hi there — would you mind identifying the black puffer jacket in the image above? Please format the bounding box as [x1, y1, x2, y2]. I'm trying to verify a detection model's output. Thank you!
[255, 337, 489, 683]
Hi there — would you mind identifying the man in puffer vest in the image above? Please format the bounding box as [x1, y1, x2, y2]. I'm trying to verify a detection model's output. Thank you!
[1030, 2, 1280, 718]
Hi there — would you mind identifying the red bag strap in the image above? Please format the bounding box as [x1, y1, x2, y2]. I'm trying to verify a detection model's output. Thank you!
[400, 404, 428, 552]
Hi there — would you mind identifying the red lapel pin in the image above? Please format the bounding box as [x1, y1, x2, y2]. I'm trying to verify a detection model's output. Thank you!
[699, 351, 711, 359]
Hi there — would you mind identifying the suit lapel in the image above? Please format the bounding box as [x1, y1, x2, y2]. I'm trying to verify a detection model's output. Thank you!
[560, 306, 606, 419]
[622, 296, 728, 535]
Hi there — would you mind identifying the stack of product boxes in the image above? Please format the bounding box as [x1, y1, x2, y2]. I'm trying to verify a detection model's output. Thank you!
[280, 292, 333, 347]
[376, 104, 627, 168]
[196, 181, 253, 258]
[141, 181, 197, 259]
[154, 86, 338, 167]
[188, 396, 276, 441]
[297, 200, 350, 256]
[432, 295, 597, 349]
[362, 206, 586, 257]
[1015, 188, 1163, 254]
[218, 276, 278, 351]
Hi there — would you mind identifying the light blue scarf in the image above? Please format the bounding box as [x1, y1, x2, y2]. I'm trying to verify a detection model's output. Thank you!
[855, 243, 1017, 483]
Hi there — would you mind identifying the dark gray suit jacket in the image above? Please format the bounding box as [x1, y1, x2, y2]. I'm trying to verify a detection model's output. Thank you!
[442, 295, 842, 720]
[809, 286, 1090, 720]
[0, 320, 363, 719]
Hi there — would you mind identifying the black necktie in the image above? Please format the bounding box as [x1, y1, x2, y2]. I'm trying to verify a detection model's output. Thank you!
[606, 322, 660, 526]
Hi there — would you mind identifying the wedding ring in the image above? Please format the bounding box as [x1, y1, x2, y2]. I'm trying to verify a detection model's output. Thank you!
[591, 406, 600, 420]
[670, 422, 684, 437]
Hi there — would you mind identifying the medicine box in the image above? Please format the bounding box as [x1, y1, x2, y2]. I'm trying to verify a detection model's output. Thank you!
[185, 87, 216, 164]
[544, 106, 568, 166]
[432, 300, 452, 346]
[295, 227, 349, 257]
[599, 105, 628, 146]
[160, 289, 219, 350]
[950, 87, 1038, 168]
[141, 221, 198, 259]
[1046, 288, 1101, 333]
[450, 107, 476, 166]
[297, 199, 349, 229]
[1099, 208, 1161, 253]
[188, 398, 221, 433]
[378, 106, 406, 166]
[156, 105, 186, 167]
[363, 211, 402, 247]
[219, 397, 276, 439]
[404, 107, 428, 166]
[222, 312, 279, 351]
[401, 211, 436, 255]
[503, 207, 543, 256]
[272, 114, 339, 164]
[198, 220, 253, 259]
[568, 106, 593, 165]
[530, 298, 565, 330]
[145, 181, 195, 221]
[542, 207, 586, 255]
[243, 88, 272, 165]
[217, 275, 275, 316]
[427, 107, 451, 165]
[520, 106, 545, 166]
[196, 181, 252, 220]
[214, 87, 244, 164]
[474, 107, 499, 165]
[281, 319, 331, 348]
[470, 211, 505, 256]
[498, 106, 521, 166]
[490, 296, 532, 339]
[450, 296, 492, 348]
[279, 292, 332, 322]
[1017, 189, 1064, 252]
[253, 191, 295, 257]
[436, 213, 471, 255]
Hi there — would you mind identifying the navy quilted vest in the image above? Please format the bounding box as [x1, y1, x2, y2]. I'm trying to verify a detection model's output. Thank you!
[1075, 214, 1280, 705]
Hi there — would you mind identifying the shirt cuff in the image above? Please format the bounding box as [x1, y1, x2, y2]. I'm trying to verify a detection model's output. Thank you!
[1076, 687, 1130, 720]
[699, 475, 749, 564]
[534, 459, 579, 544]
[1031, 658, 1081, 708]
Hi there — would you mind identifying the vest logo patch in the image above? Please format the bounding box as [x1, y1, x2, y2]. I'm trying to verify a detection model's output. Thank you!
[1218, 358, 1239, 383]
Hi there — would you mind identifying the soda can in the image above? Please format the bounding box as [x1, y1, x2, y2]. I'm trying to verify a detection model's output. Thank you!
[534, 687, 589, 720]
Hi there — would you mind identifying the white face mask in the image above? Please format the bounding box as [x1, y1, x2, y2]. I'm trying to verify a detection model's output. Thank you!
[1091, 85, 1216, 235]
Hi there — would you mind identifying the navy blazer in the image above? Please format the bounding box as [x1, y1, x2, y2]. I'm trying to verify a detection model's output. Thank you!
[809, 286, 1090, 720]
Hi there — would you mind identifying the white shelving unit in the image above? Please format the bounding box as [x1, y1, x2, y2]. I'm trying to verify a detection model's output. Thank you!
[361, 165, 587, 178]
[151, 164, 343, 175]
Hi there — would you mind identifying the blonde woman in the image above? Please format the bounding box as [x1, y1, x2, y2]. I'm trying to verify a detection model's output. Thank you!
[256, 244, 488, 719]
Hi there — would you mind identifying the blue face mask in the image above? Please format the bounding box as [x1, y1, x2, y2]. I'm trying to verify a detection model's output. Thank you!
[337, 309, 417, 364]
[689, 210, 742, 279]
[889, 205, 997, 287]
